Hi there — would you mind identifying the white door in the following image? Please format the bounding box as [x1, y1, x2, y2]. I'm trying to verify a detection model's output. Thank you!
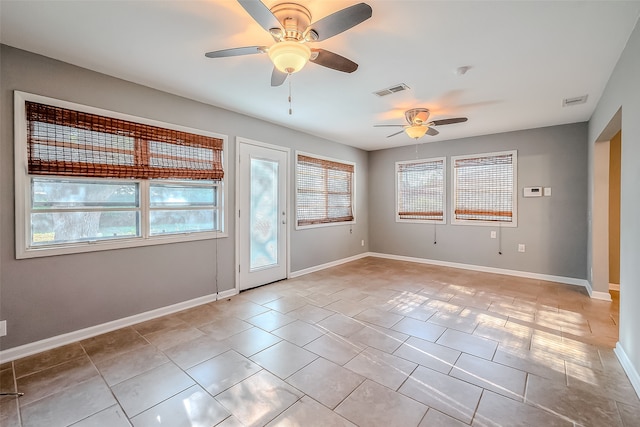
[237, 140, 288, 291]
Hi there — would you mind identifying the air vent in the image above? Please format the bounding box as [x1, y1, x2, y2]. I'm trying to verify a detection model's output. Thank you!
[374, 83, 410, 97]
[562, 95, 588, 107]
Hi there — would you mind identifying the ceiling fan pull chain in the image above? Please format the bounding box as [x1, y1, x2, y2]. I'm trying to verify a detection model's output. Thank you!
[288, 77, 293, 115]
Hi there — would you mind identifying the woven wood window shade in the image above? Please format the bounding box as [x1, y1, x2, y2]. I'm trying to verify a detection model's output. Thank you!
[26, 102, 224, 180]
[397, 159, 444, 221]
[297, 154, 354, 226]
[454, 153, 514, 222]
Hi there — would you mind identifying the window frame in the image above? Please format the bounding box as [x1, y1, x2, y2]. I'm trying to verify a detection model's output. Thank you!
[148, 179, 221, 237]
[295, 151, 356, 230]
[450, 149, 518, 227]
[14, 91, 228, 259]
[395, 157, 447, 224]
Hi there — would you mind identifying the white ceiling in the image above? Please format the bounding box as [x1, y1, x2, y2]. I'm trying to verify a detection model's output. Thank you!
[2, 1, 639, 151]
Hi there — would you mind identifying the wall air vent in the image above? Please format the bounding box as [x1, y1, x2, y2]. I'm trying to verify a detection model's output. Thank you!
[562, 95, 588, 107]
[374, 83, 410, 97]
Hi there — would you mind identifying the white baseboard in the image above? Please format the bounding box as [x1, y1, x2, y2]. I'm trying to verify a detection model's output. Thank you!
[614, 342, 640, 399]
[218, 288, 238, 300]
[591, 290, 613, 301]
[0, 292, 224, 363]
[289, 252, 370, 278]
[585, 280, 613, 301]
[290, 251, 590, 292]
[0, 252, 597, 362]
[367, 252, 590, 289]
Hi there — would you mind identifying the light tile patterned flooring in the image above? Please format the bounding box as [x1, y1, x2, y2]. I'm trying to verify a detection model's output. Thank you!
[1, 257, 638, 426]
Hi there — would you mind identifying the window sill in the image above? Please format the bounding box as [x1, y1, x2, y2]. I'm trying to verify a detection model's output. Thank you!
[16, 232, 228, 259]
[295, 220, 356, 231]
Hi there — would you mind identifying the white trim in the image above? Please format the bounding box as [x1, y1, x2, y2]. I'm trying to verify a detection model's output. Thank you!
[367, 252, 589, 288]
[290, 252, 369, 278]
[14, 91, 229, 259]
[0, 293, 225, 363]
[585, 280, 613, 301]
[217, 288, 239, 300]
[615, 342, 640, 399]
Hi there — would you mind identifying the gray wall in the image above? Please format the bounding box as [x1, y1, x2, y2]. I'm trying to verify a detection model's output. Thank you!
[0, 45, 368, 350]
[588, 18, 640, 384]
[368, 123, 588, 280]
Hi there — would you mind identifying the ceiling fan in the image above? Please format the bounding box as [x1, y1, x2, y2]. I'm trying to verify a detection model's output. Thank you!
[375, 108, 468, 139]
[205, 0, 372, 86]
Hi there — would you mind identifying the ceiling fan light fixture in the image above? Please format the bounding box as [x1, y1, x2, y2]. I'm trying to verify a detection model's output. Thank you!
[268, 41, 311, 74]
[405, 125, 428, 139]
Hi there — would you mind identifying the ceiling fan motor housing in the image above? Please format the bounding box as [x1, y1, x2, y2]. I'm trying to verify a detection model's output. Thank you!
[405, 108, 431, 125]
[270, 3, 312, 41]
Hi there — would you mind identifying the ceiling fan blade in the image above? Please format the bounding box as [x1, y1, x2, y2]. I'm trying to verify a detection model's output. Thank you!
[310, 49, 358, 73]
[308, 3, 372, 41]
[237, 0, 281, 32]
[271, 67, 288, 87]
[205, 46, 266, 58]
[431, 117, 468, 126]
[386, 130, 405, 138]
[374, 124, 404, 127]
[426, 127, 440, 136]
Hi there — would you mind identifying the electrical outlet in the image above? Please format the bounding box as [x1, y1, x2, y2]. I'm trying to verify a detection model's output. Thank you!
[490, 231, 497, 239]
[518, 244, 526, 253]
[361, 240, 365, 247]
[0, 320, 6, 337]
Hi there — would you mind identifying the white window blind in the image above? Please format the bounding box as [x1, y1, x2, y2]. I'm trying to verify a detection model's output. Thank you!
[396, 158, 445, 222]
[452, 150, 517, 225]
[296, 153, 354, 227]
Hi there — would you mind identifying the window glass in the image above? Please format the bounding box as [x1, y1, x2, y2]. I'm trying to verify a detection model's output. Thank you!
[30, 178, 140, 245]
[149, 181, 218, 235]
[149, 183, 216, 207]
[149, 209, 216, 235]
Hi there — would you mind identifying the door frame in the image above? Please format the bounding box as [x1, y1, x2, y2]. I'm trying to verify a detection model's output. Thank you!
[591, 109, 621, 301]
[235, 136, 291, 293]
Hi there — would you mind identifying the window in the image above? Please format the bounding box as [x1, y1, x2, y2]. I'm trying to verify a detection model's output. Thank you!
[296, 152, 355, 228]
[149, 181, 218, 235]
[396, 157, 446, 223]
[30, 178, 141, 245]
[451, 150, 517, 226]
[15, 92, 227, 258]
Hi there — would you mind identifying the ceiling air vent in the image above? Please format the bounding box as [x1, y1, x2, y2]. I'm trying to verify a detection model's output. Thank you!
[374, 83, 410, 97]
[562, 95, 588, 107]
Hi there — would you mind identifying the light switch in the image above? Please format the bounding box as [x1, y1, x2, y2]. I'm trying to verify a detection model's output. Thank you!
[544, 187, 552, 196]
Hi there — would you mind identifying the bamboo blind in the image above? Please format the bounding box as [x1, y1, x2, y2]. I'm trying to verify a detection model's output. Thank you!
[397, 159, 444, 220]
[26, 101, 224, 180]
[454, 153, 514, 222]
[296, 154, 354, 226]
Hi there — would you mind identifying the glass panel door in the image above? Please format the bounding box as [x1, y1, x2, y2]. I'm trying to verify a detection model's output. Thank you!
[238, 141, 288, 291]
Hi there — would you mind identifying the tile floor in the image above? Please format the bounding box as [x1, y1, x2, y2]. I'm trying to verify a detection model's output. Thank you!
[1, 257, 637, 426]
